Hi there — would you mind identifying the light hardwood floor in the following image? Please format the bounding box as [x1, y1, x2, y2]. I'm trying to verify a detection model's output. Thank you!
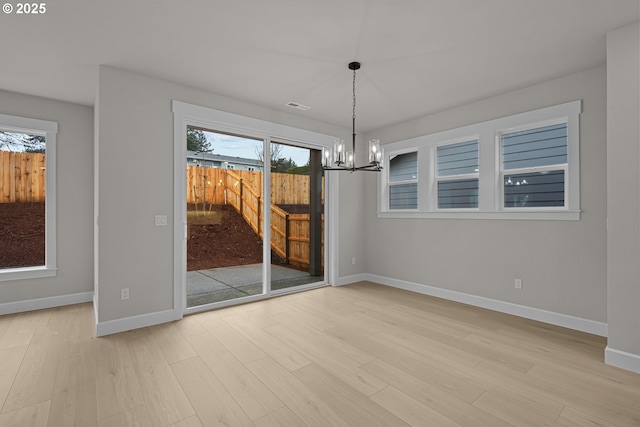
[0, 282, 638, 427]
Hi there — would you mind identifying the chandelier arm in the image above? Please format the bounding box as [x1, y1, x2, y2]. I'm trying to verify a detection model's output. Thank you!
[355, 161, 382, 170]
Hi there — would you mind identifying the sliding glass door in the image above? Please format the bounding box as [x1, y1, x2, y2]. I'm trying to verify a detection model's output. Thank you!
[184, 128, 325, 311]
[269, 141, 324, 293]
[185, 128, 265, 308]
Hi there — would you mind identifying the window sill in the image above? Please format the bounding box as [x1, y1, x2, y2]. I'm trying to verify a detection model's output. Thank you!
[0, 266, 57, 282]
[377, 210, 580, 221]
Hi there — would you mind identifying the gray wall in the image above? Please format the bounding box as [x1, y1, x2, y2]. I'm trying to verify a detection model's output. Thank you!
[0, 90, 94, 303]
[94, 65, 359, 324]
[606, 22, 640, 358]
[337, 163, 366, 279]
[363, 66, 608, 322]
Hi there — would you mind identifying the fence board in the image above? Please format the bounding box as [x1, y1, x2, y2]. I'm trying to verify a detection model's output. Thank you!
[186, 166, 323, 206]
[2, 152, 11, 202]
[270, 205, 288, 259]
[0, 151, 45, 203]
[197, 166, 325, 270]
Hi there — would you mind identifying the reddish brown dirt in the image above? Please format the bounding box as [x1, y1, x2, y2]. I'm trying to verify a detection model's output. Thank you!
[187, 204, 264, 271]
[0, 202, 45, 268]
[0, 202, 279, 272]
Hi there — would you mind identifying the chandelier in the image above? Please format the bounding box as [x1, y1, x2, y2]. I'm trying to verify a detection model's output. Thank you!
[322, 62, 383, 172]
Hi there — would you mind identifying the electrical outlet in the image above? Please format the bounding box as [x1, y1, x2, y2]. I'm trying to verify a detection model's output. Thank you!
[352, 257, 356, 265]
[155, 215, 167, 226]
[121, 288, 129, 300]
[514, 279, 523, 290]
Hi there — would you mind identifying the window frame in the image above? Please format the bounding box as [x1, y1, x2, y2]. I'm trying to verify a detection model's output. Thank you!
[434, 138, 480, 211]
[497, 118, 569, 212]
[384, 148, 419, 211]
[377, 100, 581, 220]
[0, 113, 57, 282]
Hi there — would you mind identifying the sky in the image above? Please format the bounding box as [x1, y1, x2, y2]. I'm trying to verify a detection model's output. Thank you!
[3, 127, 311, 166]
[2, 128, 312, 166]
[204, 131, 311, 167]
[0, 131, 46, 152]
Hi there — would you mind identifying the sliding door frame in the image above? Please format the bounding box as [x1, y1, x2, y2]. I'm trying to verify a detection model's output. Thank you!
[172, 101, 339, 318]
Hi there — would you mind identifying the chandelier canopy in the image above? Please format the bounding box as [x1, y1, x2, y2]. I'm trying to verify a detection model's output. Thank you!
[322, 62, 383, 172]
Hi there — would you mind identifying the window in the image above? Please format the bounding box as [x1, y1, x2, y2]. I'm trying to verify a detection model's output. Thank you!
[436, 140, 479, 209]
[378, 100, 580, 220]
[500, 123, 567, 208]
[0, 113, 57, 281]
[388, 151, 418, 209]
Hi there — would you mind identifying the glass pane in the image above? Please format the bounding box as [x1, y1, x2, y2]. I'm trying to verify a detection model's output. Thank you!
[389, 151, 417, 182]
[0, 131, 46, 269]
[186, 128, 265, 307]
[389, 183, 418, 209]
[504, 170, 565, 208]
[502, 123, 567, 170]
[437, 140, 479, 176]
[270, 142, 324, 291]
[438, 179, 478, 208]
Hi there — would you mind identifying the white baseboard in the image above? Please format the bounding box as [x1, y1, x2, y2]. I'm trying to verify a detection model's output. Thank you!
[605, 346, 640, 373]
[332, 273, 368, 287]
[362, 274, 608, 337]
[0, 291, 94, 316]
[95, 309, 176, 337]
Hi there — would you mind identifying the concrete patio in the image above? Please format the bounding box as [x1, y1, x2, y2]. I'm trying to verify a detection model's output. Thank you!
[186, 263, 323, 307]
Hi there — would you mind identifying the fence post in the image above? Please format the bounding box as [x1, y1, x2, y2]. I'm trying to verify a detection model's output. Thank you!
[239, 178, 243, 215]
[285, 213, 290, 263]
[257, 196, 261, 236]
[202, 169, 207, 212]
[309, 150, 323, 276]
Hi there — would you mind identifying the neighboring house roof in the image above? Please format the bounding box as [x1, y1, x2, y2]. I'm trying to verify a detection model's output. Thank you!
[186, 150, 262, 168]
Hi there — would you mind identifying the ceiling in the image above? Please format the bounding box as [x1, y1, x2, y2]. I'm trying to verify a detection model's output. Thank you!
[0, 0, 637, 132]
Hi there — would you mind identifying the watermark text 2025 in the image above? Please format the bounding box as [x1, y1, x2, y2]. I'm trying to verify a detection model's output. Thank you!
[3, 3, 47, 14]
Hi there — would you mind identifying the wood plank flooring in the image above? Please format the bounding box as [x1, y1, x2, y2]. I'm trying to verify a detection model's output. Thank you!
[0, 282, 638, 427]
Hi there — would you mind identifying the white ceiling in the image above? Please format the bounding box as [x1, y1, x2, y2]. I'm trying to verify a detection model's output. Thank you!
[0, 0, 638, 132]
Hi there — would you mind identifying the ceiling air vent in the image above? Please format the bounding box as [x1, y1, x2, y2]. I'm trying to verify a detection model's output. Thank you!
[286, 101, 311, 111]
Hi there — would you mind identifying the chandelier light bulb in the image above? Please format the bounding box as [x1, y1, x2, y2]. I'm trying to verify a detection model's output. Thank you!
[346, 151, 354, 168]
[369, 139, 381, 165]
[323, 147, 332, 167]
[333, 139, 345, 165]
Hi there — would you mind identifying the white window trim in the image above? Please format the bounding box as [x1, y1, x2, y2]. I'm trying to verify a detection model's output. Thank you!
[0, 113, 58, 281]
[497, 117, 571, 212]
[433, 138, 480, 212]
[378, 100, 581, 220]
[382, 147, 420, 212]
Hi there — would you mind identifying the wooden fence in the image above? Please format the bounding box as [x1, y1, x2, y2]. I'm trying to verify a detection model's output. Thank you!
[0, 151, 46, 203]
[1, 154, 324, 269]
[221, 169, 324, 270]
[187, 166, 323, 206]
[269, 205, 324, 269]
